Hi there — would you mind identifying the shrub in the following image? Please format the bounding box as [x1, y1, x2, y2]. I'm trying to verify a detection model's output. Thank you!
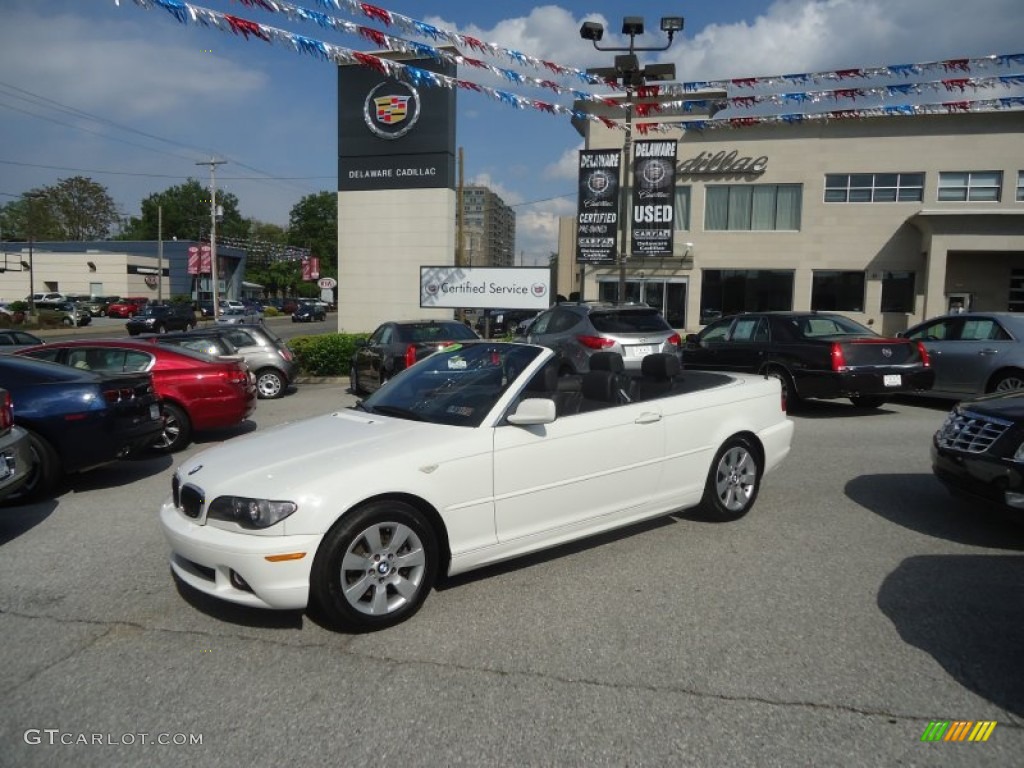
[263, 306, 281, 318]
[289, 332, 369, 376]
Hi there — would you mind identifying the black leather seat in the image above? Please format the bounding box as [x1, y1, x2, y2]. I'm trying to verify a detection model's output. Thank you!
[634, 353, 681, 400]
[587, 351, 633, 403]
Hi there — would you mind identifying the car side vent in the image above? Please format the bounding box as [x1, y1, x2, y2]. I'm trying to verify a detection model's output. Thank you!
[936, 410, 1011, 454]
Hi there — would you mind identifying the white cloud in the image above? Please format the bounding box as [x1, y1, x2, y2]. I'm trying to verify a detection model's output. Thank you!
[544, 143, 584, 181]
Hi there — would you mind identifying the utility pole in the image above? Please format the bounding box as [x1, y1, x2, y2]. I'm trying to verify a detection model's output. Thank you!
[196, 158, 226, 318]
[157, 205, 163, 302]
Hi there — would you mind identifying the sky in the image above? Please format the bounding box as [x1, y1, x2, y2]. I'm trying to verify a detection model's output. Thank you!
[1, 0, 1022, 266]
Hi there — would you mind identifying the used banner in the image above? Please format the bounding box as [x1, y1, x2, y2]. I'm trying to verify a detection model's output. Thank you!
[631, 140, 677, 257]
[575, 149, 621, 264]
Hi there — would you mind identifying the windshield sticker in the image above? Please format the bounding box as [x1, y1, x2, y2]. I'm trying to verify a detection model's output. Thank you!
[448, 357, 468, 370]
[446, 405, 474, 417]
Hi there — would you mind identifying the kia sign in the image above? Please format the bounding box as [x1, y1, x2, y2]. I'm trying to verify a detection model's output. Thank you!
[318, 277, 337, 290]
[420, 267, 550, 310]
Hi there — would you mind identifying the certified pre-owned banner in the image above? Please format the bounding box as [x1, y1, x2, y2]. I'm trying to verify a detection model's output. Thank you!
[420, 267, 551, 310]
[576, 149, 621, 264]
[631, 140, 677, 257]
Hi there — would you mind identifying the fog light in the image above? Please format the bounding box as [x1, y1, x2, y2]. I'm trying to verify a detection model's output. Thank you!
[229, 570, 253, 592]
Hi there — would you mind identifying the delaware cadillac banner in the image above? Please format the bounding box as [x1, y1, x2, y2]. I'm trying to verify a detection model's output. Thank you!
[575, 149, 621, 264]
[631, 140, 677, 257]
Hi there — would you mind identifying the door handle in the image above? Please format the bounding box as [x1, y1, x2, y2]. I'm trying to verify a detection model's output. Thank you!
[635, 412, 662, 424]
[979, 348, 999, 355]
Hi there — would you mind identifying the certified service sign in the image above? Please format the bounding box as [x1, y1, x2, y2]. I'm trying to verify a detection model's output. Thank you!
[420, 267, 551, 310]
[364, 82, 421, 140]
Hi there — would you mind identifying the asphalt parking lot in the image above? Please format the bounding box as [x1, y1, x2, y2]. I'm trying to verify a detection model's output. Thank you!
[2, 385, 1022, 766]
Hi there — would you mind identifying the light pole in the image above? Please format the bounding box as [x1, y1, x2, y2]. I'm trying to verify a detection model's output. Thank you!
[580, 16, 682, 304]
[197, 159, 226, 318]
[25, 191, 46, 318]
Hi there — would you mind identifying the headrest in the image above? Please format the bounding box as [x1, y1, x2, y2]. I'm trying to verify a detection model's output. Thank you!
[581, 369, 618, 401]
[589, 351, 625, 373]
[641, 352, 681, 380]
[525, 364, 559, 393]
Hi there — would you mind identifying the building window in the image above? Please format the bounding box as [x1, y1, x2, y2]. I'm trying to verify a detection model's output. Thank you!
[1017, 171, 1024, 202]
[811, 271, 865, 312]
[880, 271, 915, 313]
[824, 173, 924, 203]
[705, 185, 801, 231]
[700, 270, 794, 322]
[938, 171, 1002, 202]
[674, 186, 691, 231]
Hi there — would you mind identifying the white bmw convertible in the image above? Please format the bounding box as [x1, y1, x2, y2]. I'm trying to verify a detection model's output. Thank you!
[161, 342, 793, 631]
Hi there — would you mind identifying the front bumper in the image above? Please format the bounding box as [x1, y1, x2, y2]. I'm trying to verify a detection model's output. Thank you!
[931, 441, 1024, 512]
[160, 500, 320, 610]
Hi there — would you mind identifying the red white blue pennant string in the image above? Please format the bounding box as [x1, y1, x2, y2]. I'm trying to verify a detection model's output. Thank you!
[123, 1, 1024, 134]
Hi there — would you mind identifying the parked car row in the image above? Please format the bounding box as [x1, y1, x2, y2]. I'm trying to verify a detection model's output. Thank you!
[0, 322, 301, 503]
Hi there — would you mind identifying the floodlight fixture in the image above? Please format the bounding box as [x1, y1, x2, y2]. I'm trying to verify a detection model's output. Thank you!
[579, 21, 604, 42]
[621, 17, 645, 36]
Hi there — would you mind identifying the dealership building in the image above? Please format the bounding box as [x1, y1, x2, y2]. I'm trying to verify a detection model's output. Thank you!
[558, 109, 1024, 335]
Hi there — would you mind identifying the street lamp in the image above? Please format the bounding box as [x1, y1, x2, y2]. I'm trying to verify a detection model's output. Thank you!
[581, 16, 682, 304]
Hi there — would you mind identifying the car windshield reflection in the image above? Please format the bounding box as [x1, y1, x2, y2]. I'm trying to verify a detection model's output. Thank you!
[357, 342, 542, 427]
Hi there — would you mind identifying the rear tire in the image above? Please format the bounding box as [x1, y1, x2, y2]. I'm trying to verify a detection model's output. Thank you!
[697, 436, 761, 522]
[255, 368, 285, 399]
[763, 365, 798, 408]
[151, 402, 192, 453]
[350, 365, 362, 395]
[3, 431, 61, 504]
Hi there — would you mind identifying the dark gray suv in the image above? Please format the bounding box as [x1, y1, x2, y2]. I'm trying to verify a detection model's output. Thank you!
[523, 302, 681, 373]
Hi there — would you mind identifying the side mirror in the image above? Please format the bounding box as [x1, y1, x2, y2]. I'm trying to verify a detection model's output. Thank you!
[507, 398, 557, 426]
[355, 339, 369, 348]
[685, 333, 701, 345]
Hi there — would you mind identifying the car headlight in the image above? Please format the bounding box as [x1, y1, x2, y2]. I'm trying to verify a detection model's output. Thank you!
[207, 496, 298, 529]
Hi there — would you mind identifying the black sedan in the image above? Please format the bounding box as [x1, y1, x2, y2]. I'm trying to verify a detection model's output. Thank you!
[683, 312, 934, 408]
[0, 355, 164, 502]
[932, 392, 1024, 514]
[350, 320, 479, 395]
[292, 301, 326, 322]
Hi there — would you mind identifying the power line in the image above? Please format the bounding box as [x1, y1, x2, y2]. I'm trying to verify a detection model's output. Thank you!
[0, 158, 333, 181]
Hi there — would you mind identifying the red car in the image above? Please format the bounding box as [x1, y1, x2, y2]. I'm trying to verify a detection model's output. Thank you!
[106, 296, 150, 318]
[17, 339, 257, 452]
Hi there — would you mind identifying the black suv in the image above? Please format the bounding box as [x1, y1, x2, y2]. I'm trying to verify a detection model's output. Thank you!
[126, 303, 197, 335]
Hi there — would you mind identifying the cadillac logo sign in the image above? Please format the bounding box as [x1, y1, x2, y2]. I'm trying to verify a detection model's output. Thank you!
[364, 82, 421, 140]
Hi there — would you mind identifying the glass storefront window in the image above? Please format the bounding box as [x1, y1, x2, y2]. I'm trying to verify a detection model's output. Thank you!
[700, 270, 794, 321]
[597, 278, 687, 328]
[880, 272, 915, 313]
[811, 271, 865, 312]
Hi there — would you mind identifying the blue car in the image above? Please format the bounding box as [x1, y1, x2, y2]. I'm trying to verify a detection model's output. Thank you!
[0, 356, 165, 502]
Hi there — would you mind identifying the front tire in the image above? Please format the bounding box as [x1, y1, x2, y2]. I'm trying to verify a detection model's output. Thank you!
[698, 436, 761, 522]
[151, 402, 192, 453]
[310, 501, 438, 632]
[350, 364, 362, 395]
[255, 368, 285, 399]
[989, 370, 1024, 394]
[62, 317, 73, 327]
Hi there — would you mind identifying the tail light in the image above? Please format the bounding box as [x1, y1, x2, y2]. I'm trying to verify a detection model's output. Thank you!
[221, 366, 250, 386]
[916, 341, 931, 367]
[667, 333, 681, 347]
[404, 344, 418, 369]
[104, 387, 137, 403]
[278, 347, 294, 362]
[577, 335, 615, 350]
[830, 342, 847, 372]
[0, 390, 12, 430]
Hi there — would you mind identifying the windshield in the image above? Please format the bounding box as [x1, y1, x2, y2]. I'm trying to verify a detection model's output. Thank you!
[358, 342, 543, 427]
[797, 314, 876, 337]
[396, 322, 479, 344]
[590, 309, 670, 333]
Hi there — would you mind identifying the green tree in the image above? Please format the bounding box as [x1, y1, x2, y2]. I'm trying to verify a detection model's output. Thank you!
[0, 190, 60, 241]
[44, 176, 120, 240]
[288, 191, 337, 277]
[118, 178, 248, 241]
